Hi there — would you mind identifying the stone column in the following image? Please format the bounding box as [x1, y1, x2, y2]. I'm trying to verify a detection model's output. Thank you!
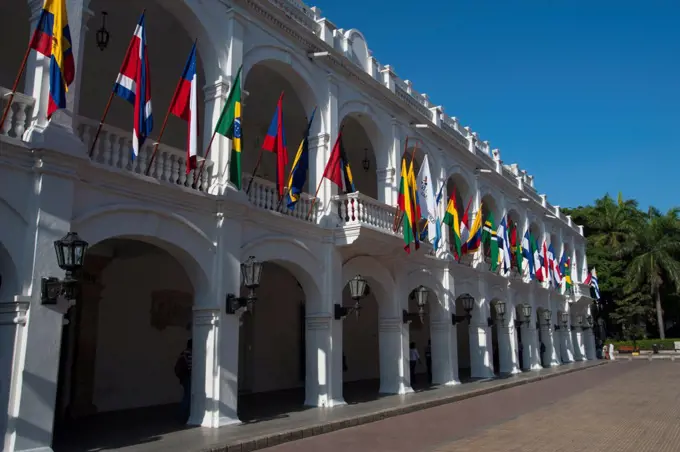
[540, 324, 560, 367]
[561, 324, 575, 363]
[376, 168, 396, 205]
[572, 327, 586, 361]
[378, 317, 411, 394]
[528, 323, 542, 370]
[24, 0, 93, 155]
[12, 150, 82, 452]
[305, 314, 344, 407]
[497, 321, 520, 375]
[1, 296, 30, 452]
[584, 329, 596, 360]
[189, 307, 221, 427]
[469, 322, 493, 378]
[430, 320, 459, 385]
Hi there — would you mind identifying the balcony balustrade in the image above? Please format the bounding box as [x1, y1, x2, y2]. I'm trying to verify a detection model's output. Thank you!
[333, 191, 403, 236]
[243, 173, 319, 223]
[0, 87, 34, 141]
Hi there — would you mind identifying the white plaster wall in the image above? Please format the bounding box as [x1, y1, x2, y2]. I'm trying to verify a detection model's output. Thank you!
[92, 250, 193, 412]
[342, 292, 379, 382]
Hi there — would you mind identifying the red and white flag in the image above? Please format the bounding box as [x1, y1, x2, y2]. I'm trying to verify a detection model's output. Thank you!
[169, 43, 199, 173]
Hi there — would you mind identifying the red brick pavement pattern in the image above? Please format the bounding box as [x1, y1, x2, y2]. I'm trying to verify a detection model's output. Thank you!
[265, 361, 680, 452]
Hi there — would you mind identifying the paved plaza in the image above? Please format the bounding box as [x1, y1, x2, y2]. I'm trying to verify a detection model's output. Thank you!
[265, 360, 680, 452]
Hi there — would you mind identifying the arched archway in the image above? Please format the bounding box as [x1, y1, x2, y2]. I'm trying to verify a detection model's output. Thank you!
[338, 112, 380, 199]
[454, 293, 474, 381]
[236, 261, 309, 421]
[242, 59, 317, 191]
[79, 0, 222, 161]
[52, 236, 206, 449]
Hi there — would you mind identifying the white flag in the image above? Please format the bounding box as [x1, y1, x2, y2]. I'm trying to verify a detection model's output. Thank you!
[417, 155, 438, 244]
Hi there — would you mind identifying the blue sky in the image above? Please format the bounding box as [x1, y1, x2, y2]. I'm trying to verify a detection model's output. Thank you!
[310, 0, 679, 211]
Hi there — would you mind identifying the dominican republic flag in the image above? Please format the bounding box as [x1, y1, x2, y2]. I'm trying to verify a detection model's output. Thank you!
[169, 43, 198, 174]
[262, 92, 288, 199]
[584, 268, 601, 299]
[548, 243, 560, 288]
[113, 12, 153, 160]
[534, 240, 548, 282]
[497, 215, 511, 274]
[522, 230, 534, 278]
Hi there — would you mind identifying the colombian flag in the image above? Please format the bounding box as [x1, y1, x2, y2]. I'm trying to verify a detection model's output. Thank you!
[466, 202, 484, 253]
[29, 0, 75, 119]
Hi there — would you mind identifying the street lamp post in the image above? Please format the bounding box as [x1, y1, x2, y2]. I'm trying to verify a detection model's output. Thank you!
[403, 285, 430, 324]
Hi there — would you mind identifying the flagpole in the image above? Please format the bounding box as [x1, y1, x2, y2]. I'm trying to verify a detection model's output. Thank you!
[0, 33, 35, 142]
[193, 129, 217, 189]
[306, 176, 324, 221]
[88, 92, 114, 158]
[245, 145, 265, 195]
[145, 38, 197, 176]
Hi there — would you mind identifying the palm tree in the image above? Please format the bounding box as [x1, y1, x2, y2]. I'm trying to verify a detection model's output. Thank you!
[620, 207, 680, 339]
[588, 192, 643, 249]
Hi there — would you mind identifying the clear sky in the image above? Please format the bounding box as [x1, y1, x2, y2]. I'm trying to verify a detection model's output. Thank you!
[309, 0, 679, 211]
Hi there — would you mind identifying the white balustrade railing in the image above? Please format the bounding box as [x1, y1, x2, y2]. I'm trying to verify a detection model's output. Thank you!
[333, 192, 402, 235]
[244, 173, 319, 223]
[77, 116, 212, 192]
[0, 87, 35, 140]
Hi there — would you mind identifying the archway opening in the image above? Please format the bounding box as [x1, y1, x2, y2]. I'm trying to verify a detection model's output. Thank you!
[52, 237, 198, 450]
[237, 261, 307, 422]
[514, 304, 528, 370]
[80, 0, 207, 164]
[445, 173, 471, 257]
[242, 62, 312, 191]
[536, 307, 549, 368]
[339, 114, 379, 199]
[455, 294, 472, 382]
[405, 286, 435, 390]
[342, 281, 380, 403]
[0, 2, 29, 92]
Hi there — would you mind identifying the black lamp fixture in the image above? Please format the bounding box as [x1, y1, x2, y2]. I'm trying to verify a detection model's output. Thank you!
[487, 300, 506, 327]
[542, 309, 552, 326]
[403, 285, 429, 324]
[96, 11, 110, 51]
[334, 274, 368, 320]
[362, 148, 370, 172]
[41, 232, 89, 305]
[514, 303, 532, 328]
[226, 256, 264, 314]
[452, 293, 475, 325]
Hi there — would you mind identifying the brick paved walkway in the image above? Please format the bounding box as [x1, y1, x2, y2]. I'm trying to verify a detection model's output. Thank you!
[265, 361, 677, 452]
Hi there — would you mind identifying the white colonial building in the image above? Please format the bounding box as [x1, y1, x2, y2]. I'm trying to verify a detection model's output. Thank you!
[0, 0, 598, 451]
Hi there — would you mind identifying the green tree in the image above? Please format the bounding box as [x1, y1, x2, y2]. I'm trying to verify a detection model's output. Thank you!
[619, 208, 680, 339]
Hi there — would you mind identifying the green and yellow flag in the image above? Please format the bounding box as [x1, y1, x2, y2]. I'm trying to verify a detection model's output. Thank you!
[442, 189, 461, 259]
[398, 158, 415, 253]
[214, 66, 243, 189]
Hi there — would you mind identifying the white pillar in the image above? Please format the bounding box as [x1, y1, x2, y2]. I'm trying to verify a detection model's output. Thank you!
[497, 322, 520, 374]
[470, 322, 494, 378]
[378, 318, 411, 394]
[430, 320, 459, 385]
[305, 314, 344, 406]
[573, 327, 586, 361]
[528, 323, 542, 370]
[1, 297, 30, 452]
[24, 0, 92, 155]
[540, 324, 560, 367]
[189, 307, 221, 427]
[561, 325, 575, 362]
[584, 329, 597, 360]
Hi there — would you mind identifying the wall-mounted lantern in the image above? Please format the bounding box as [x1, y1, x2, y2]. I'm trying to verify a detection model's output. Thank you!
[402, 285, 429, 324]
[487, 300, 506, 327]
[334, 274, 368, 320]
[42, 232, 89, 305]
[452, 293, 474, 325]
[226, 256, 264, 314]
[96, 11, 110, 51]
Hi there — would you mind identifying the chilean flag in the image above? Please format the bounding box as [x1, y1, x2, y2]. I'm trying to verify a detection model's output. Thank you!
[113, 12, 153, 160]
[262, 92, 288, 199]
[169, 43, 198, 173]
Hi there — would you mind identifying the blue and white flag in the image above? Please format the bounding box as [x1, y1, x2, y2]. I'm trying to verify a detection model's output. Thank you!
[521, 229, 534, 279]
[497, 215, 511, 274]
[417, 155, 439, 247]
